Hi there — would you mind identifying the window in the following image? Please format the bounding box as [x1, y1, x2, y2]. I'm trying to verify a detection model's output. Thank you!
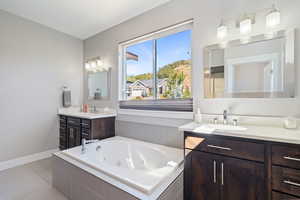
[119, 20, 193, 111]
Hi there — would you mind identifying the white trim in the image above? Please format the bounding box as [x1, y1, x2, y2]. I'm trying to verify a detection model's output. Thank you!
[118, 20, 193, 102]
[0, 149, 59, 171]
[119, 19, 193, 46]
[117, 108, 193, 120]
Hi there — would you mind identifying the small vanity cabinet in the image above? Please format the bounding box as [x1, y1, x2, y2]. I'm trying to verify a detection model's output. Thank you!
[184, 131, 300, 200]
[59, 115, 115, 150]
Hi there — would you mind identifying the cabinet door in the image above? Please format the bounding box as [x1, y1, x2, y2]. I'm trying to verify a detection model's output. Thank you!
[68, 126, 81, 148]
[272, 191, 300, 200]
[190, 151, 220, 200]
[221, 157, 265, 200]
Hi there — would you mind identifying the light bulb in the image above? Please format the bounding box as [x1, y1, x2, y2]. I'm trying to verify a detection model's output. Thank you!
[217, 20, 228, 40]
[266, 4, 280, 29]
[85, 63, 90, 70]
[96, 59, 103, 67]
[92, 61, 97, 69]
[240, 17, 252, 35]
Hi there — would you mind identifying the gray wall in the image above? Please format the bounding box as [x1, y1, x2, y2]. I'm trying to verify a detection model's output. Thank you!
[84, 0, 300, 146]
[0, 10, 83, 162]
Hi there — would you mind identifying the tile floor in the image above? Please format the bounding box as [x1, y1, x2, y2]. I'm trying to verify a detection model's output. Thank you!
[0, 158, 68, 200]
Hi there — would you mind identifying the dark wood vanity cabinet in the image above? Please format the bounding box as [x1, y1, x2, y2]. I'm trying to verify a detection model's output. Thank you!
[184, 132, 300, 200]
[189, 151, 220, 200]
[59, 115, 115, 150]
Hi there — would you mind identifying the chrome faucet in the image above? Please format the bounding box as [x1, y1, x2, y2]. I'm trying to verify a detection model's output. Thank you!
[81, 138, 99, 154]
[223, 110, 228, 125]
[92, 105, 97, 113]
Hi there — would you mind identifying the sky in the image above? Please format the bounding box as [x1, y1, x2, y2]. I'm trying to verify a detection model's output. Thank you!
[126, 30, 191, 76]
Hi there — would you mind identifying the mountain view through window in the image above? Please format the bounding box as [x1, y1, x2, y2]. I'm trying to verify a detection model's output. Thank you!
[125, 30, 192, 100]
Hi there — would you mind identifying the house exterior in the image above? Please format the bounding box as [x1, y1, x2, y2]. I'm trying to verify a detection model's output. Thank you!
[126, 79, 168, 99]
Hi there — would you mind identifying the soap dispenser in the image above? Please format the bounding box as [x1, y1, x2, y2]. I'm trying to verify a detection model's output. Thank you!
[194, 101, 202, 124]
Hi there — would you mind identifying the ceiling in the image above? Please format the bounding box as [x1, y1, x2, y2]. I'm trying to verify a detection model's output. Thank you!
[0, 0, 171, 39]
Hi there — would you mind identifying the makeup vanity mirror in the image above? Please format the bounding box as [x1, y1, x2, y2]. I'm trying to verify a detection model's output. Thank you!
[203, 30, 295, 98]
[87, 70, 111, 100]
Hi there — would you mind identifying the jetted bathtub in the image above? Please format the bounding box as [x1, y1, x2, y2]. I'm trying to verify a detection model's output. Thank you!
[60, 136, 184, 195]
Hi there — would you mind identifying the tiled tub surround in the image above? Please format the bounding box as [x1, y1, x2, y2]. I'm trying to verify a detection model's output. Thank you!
[53, 137, 184, 200]
[116, 119, 189, 149]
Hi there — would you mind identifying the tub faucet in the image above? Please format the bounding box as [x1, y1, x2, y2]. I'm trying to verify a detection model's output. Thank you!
[223, 110, 228, 125]
[81, 138, 99, 154]
[96, 145, 101, 151]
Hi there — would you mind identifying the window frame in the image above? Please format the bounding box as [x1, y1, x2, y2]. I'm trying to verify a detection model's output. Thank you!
[118, 19, 193, 112]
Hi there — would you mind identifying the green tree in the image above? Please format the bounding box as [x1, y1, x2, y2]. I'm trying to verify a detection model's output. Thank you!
[127, 73, 152, 82]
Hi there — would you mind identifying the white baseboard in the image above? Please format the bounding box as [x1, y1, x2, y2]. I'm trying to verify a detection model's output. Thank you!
[0, 149, 59, 171]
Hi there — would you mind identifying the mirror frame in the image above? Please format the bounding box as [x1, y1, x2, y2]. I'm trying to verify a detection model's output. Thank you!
[203, 29, 295, 99]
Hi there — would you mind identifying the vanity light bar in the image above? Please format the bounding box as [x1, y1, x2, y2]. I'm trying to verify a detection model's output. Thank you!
[217, 4, 281, 41]
[85, 57, 110, 72]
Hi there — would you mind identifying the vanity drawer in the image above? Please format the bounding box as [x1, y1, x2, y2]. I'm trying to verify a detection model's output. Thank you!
[185, 135, 264, 162]
[272, 166, 300, 197]
[59, 115, 67, 121]
[60, 121, 66, 128]
[59, 127, 67, 137]
[67, 117, 81, 126]
[81, 128, 91, 139]
[81, 119, 91, 129]
[272, 145, 300, 169]
[272, 191, 300, 200]
[59, 116, 67, 127]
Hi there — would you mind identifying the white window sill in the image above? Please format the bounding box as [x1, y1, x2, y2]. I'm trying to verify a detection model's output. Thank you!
[117, 109, 193, 120]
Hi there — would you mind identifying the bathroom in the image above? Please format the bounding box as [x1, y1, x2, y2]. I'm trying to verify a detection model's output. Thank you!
[0, 0, 299, 199]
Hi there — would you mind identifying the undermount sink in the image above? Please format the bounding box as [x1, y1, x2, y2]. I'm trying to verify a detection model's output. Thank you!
[201, 124, 248, 132]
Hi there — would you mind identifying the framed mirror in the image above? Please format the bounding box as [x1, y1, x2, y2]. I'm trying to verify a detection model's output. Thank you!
[87, 70, 111, 100]
[203, 29, 295, 98]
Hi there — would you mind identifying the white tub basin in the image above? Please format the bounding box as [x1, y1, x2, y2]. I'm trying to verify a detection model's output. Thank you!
[61, 136, 183, 194]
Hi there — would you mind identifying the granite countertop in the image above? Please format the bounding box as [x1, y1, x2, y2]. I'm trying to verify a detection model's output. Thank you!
[179, 122, 300, 145]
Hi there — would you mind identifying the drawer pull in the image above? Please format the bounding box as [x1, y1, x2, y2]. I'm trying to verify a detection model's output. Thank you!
[283, 180, 300, 187]
[221, 162, 224, 186]
[207, 145, 232, 151]
[283, 156, 300, 162]
[213, 160, 216, 183]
